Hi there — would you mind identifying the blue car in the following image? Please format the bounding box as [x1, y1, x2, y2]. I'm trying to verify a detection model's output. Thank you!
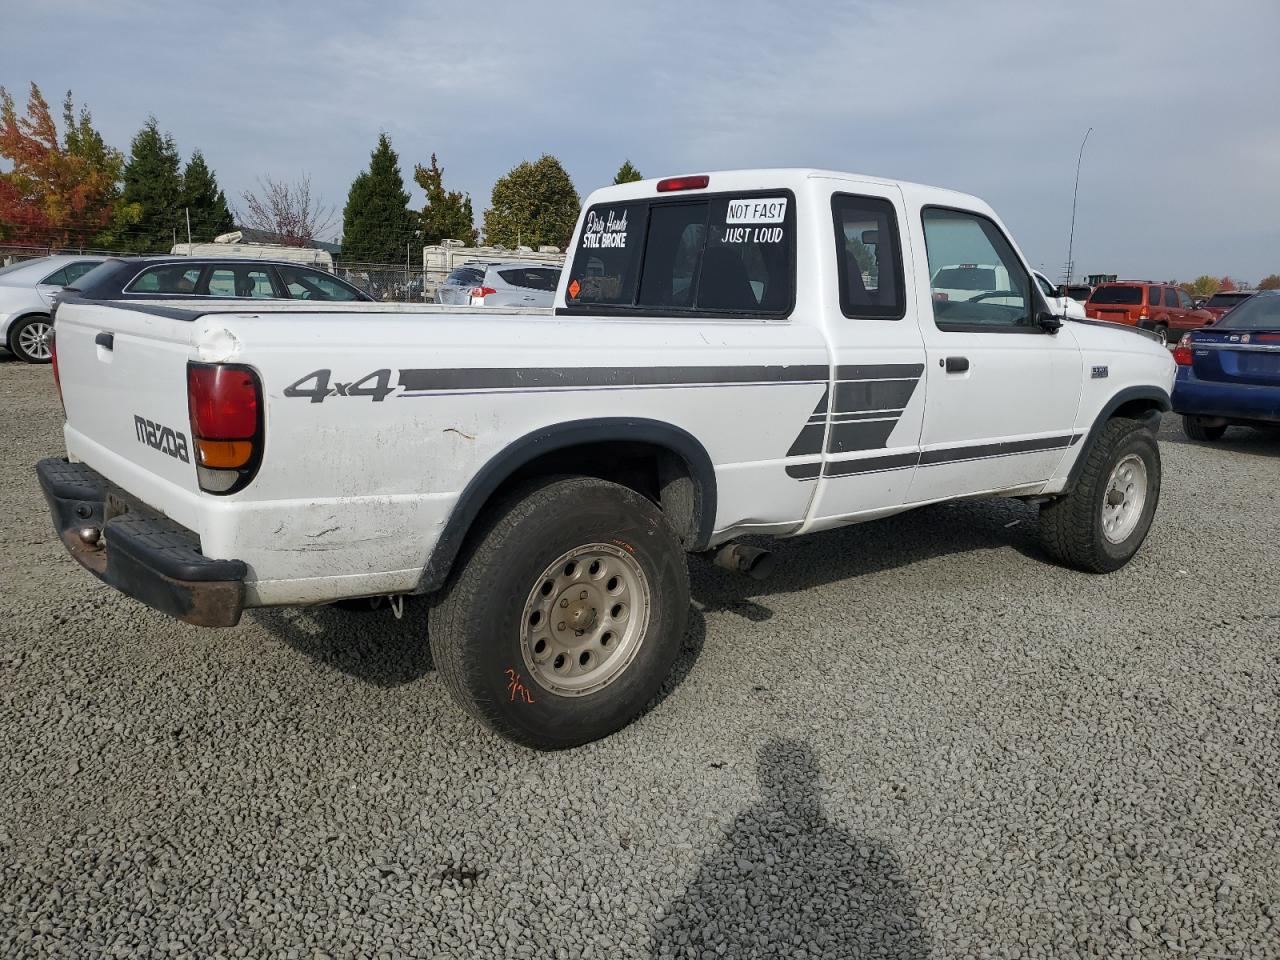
[1172, 290, 1280, 440]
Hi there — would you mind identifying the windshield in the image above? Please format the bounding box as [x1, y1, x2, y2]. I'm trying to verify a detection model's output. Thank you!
[932, 266, 996, 291]
[1205, 292, 1251, 309]
[1088, 285, 1142, 305]
[1214, 293, 1280, 330]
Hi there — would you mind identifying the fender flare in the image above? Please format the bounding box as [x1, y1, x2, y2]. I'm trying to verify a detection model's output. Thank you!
[418, 418, 718, 594]
[1066, 385, 1170, 489]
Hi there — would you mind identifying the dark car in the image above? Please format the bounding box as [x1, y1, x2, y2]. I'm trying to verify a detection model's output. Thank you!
[1201, 290, 1254, 324]
[67, 257, 374, 303]
[1172, 290, 1280, 440]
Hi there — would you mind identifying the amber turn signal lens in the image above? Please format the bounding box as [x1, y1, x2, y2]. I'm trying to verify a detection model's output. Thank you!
[196, 439, 254, 468]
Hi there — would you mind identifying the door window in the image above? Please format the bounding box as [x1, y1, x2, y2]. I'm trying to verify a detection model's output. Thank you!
[922, 208, 1032, 331]
[1163, 287, 1179, 308]
[276, 265, 364, 301]
[204, 266, 277, 298]
[1176, 288, 1194, 310]
[1148, 285, 1163, 306]
[832, 194, 905, 320]
[63, 261, 99, 284]
[126, 264, 203, 294]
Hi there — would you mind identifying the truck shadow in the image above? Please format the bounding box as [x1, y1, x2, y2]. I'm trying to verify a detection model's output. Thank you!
[692, 498, 1044, 621]
[650, 738, 929, 958]
[252, 601, 434, 687]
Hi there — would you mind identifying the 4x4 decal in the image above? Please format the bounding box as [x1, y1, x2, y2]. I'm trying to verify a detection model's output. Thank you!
[283, 369, 397, 403]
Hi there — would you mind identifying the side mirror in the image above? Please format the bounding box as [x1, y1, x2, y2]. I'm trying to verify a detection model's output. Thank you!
[1037, 311, 1063, 333]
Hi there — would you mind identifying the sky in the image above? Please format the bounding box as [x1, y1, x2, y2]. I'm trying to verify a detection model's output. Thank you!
[3, 0, 1278, 283]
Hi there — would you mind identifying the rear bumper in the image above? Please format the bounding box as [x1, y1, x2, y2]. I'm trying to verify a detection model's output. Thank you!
[36, 458, 246, 627]
[1172, 376, 1280, 424]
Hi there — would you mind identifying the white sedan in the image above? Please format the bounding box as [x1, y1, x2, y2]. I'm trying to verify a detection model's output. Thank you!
[0, 255, 106, 362]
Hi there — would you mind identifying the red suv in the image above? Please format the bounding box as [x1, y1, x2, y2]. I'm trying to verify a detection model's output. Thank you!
[1201, 290, 1254, 324]
[1085, 282, 1215, 344]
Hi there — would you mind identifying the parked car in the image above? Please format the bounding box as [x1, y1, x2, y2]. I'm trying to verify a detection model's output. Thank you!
[929, 263, 1012, 304]
[1201, 290, 1254, 324]
[1060, 284, 1093, 304]
[1172, 290, 1280, 440]
[1033, 271, 1086, 320]
[0, 255, 106, 362]
[40, 167, 1174, 748]
[65, 257, 374, 303]
[1085, 281, 1214, 344]
[435, 261, 562, 307]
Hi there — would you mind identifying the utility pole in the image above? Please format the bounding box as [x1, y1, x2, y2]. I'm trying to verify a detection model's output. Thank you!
[185, 207, 193, 252]
[1065, 127, 1092, 285]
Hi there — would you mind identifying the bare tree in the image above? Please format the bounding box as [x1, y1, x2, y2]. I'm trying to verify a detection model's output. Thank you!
[236, 174, 334, 246]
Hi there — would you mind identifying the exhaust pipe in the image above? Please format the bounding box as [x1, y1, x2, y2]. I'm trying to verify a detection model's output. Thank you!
[713, 542, 776, 581]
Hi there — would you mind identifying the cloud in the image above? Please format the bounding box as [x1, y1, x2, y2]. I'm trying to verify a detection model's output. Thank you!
[4, 0, 1277, 278]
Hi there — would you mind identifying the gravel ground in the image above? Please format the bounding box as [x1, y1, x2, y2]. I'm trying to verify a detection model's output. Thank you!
[1, 353, 1278, 959]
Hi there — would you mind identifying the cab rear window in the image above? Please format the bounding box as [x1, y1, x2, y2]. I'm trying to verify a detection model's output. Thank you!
[563, 191, 795, 317]
[1088, 285, 1143, 305]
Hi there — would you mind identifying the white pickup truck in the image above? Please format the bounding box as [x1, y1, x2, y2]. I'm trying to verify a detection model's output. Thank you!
[40, 169, 1175, 748]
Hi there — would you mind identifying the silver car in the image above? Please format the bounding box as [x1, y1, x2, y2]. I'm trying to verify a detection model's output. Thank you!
[0, 255, 106, 362]
[436, 261, 562, 308]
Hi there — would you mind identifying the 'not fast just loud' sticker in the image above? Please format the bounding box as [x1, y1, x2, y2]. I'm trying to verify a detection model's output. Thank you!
[725, 198, 787, 224]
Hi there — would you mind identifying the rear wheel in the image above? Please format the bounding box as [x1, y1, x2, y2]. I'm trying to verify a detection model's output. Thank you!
[1182, 415, 1227, 442]
[8, 315, 53, 363]
[1039, 418, 1161, 573]
[427, 476, 689, 749]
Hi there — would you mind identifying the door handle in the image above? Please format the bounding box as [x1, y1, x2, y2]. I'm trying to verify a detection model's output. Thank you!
[944, 356, 969, 373]
[95, 332, 114, 350]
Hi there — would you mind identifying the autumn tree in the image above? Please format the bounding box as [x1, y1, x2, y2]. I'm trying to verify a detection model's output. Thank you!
[118, 117, 184, 252]
[613, 159, 643, 184]
[1218, 275, 1237, 293]
[1183, 275, 1221, 300]
[1258, 274, 1280, 291]
[341, 133, 415, 262]
[414, 153, 477, 246]
[483, 154, 580, 249]
[0, 83, 124, 246]
[181, 150, 234, 242]
[238, 174, 333, 246]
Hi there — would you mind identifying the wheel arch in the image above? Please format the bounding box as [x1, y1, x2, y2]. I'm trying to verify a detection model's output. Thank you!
[1066, 385, 1170, 490]
[4, 309, 52, 346]
[417, 418, 717, 594]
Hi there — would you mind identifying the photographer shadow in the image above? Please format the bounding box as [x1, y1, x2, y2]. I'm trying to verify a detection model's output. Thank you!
[652, 738, 929, 959]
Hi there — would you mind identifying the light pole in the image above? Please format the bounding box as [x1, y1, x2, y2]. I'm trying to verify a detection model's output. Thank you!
[1065, 127, 1092, 285]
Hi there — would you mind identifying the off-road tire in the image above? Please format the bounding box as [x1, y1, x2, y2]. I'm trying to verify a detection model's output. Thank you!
[1182, 415, 1227, 442]
[1039, 418, 1161, 573]
[427, 476, 689, 750]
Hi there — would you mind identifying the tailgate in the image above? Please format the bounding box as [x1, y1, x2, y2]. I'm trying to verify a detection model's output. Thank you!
[1190, 330, 1280, 387]
[55, 299, 202, 519]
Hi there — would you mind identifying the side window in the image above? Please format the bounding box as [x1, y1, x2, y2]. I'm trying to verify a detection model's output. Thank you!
[1035, 274, 1056, 299]
[63, 261, 99, 284]
[1177, 288, 1194, 309]
[922, 208, 1032, 330]
[40, 267, 69, 286]
[1163, 287, 1179, 308]
[278, 265, 362, 301]
[1148, 285, 1163, 306]
[127, 265, 202, 294]
[204, 266, 277, 298]
[831, 194, 905, 319]
[566, 203, 646, 306]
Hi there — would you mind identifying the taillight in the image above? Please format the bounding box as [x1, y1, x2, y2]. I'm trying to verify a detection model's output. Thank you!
[1172, 335, 1193, 366]
[187, 362, 263, 494]
[469, 286, 496, 304]
[656, 174, 710, 192]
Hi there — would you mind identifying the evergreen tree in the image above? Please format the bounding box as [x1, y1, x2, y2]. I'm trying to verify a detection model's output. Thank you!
[613, 159, 643, 184]
[414, 153, 478, 245]
[341, 132, 415, 262]
[119, 117, 183, 252]
[180, 150, 234, 242]
[483, 154, 580, 249]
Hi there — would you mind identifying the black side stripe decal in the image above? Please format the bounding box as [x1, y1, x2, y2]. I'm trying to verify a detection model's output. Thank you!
[791, 434, 1082, 481]
[785, 461, 822, 480]
[834, 379, 920, 415]
[828, 420, 899, 454]
[786, 389, 829, 457]
[835, 363, 925, 381]
[399, 364, 828, 393]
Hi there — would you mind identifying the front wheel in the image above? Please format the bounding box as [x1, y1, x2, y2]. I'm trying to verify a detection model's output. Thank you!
[1182, 415, 1227, 442]
[1038, 418, 1161, 573]
[427, 476, 690, 749]
[8, 314, 54, 363]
